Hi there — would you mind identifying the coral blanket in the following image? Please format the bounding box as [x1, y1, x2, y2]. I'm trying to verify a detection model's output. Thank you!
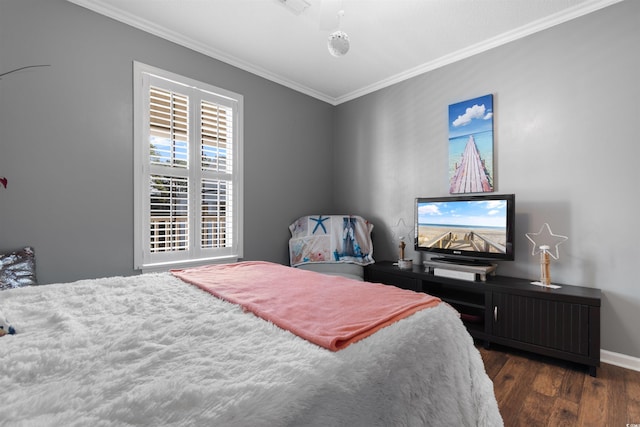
[171, 261, 440, 351]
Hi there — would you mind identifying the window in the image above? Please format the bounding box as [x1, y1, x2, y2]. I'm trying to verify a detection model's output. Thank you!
[134, 62, 243, 271]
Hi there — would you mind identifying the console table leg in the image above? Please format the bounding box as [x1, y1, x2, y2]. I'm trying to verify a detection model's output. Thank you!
[589, 365, 597, 377]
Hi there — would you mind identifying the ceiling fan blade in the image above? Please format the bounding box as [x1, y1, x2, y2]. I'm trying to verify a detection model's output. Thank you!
[319, 0, 342, 30]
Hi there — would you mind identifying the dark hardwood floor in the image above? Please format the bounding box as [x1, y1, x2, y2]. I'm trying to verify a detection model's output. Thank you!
[477, 344, 640, 426]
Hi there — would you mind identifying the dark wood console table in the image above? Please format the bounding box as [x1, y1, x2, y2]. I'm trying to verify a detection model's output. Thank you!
[365, 261, 601, 376]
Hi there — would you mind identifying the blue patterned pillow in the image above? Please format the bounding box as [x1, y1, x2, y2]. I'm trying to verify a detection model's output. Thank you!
[0, 247, 37, 290]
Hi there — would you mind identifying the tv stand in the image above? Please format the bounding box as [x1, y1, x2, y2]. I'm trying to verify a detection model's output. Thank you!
[364, 261, 601, 376]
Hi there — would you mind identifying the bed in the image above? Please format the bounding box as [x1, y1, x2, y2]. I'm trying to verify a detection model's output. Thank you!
[0, 260, 502, 426]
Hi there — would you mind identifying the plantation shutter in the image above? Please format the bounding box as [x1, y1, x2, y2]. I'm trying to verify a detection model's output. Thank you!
[200, 100, 234, 249]
[148, 86, 190, 254]
[135, 63, 243, 270]
[149, 87, 188, 168]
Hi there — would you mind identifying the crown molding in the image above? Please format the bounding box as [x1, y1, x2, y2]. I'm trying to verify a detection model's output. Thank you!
[334, 0, 625, 105]
[67, 0, 624, 106]
[65, 0, 335, 104]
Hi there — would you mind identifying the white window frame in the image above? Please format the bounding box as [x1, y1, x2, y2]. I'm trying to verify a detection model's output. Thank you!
[133, 62, 243, 272]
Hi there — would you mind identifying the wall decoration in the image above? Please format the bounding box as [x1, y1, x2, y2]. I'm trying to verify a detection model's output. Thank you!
[448, 94, 494, 194]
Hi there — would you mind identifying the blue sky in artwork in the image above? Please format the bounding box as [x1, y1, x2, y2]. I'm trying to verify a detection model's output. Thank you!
[448, 94, 493, 139]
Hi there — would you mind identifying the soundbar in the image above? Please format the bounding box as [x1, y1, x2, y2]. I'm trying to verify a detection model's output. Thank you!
[433, 268, 477, 282]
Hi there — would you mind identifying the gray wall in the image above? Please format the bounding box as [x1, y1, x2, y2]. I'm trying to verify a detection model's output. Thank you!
[0, 0, 334, 283]
[333, 1, 640, 358]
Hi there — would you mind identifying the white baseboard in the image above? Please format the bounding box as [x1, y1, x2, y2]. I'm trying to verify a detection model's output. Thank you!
[601, 349, 640, 372]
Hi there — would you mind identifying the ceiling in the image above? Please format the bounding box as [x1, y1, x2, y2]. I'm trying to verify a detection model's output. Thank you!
[67, 0, 621, 105]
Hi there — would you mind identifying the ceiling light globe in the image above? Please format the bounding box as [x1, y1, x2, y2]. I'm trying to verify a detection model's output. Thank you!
[327, 30, 350, 57]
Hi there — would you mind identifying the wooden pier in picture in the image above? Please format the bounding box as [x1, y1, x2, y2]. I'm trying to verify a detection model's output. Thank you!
[449, 135, 492, 194]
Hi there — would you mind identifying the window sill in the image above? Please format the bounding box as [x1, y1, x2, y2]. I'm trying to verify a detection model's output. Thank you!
[139, 256, 239, 274]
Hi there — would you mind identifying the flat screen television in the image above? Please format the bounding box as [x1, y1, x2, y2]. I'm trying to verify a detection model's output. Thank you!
[414, 194, 515, 265]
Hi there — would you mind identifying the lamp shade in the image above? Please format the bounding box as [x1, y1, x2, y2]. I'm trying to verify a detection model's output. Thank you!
[327, 30, 350, 57]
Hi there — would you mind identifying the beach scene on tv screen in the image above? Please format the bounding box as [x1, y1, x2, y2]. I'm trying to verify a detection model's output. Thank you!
[417, 200, 508, 254]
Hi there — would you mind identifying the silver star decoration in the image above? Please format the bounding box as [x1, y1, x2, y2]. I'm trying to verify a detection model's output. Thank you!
[525, 223, 568, 260]
[392, 218, 413, 243]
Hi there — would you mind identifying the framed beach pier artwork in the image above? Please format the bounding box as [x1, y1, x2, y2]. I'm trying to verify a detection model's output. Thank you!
[448, 94, 494, 194]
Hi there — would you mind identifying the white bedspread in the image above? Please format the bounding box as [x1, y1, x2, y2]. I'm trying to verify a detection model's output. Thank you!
[0, 272, 502, 426]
